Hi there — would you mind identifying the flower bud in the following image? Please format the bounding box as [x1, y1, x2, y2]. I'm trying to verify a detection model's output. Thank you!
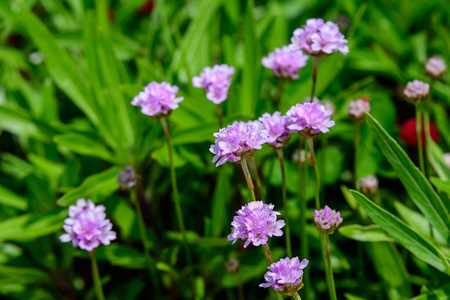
[117, 166, 137, 190]
[359, 175, 378, 195]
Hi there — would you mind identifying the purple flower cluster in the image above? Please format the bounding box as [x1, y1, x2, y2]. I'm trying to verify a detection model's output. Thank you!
[286, 102, 335, 138]
[403, 80, 429, 102]
[227, 201, 285, 248]
[210, 121, 268, 166]
[131, 82, 183, 118]
[348, 98, 371, 119]
[192, 64, 235, 104]
[262, 46, 309, 81]
[425, 57, 446, 78]
[260, 257, 309, 296]
[259, 112, 291, 148]
[314, 205, 343, 234]
[60, 199, 116, 251]
[290, 18, 349, 56]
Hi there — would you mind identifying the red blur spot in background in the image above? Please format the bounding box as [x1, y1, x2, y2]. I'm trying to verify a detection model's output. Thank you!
[139, 0, 155, 16]
[400, 117, 440, 148]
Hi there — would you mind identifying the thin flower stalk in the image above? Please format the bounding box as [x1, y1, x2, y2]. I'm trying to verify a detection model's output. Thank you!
[298, 140, 309, 263]
[307, 139, 321, 209]
[248, 156, 265, 201]
[89, 250, 105, 300]
[277, 148, 292, 257]
[310, 56, 319, 102]
[241, 158, 256, 202]
[354, 121, 362, 189]
[160, 117, 193, 274]
[217, 102, 224, 128]
[324, 233, 337, 300]
[415, 103, 425, 173]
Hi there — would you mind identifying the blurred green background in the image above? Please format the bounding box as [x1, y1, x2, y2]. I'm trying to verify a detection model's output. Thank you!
[0, 0, 449, 299]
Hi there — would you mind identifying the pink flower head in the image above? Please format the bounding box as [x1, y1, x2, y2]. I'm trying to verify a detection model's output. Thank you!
[403, 80, 429, 102]
[210, 120, 268, 166]
[60, 199, 116, 251]
[227, 201, 285, 248]
[290, 18, 349, 56]
[425, 57, 446, 79]
[262, 46, 309, 80]
[314, 205, 343, 234]
[286, 102, 335, 138]
[348, 98, 371, 119]
[260, 257, 309, 296]
[359, 175, 378, 195]
[304, 97, 336, 114]
[192, 64, 235, 104]
[259, 111, 291, 148]
[131, 82, 183, 118]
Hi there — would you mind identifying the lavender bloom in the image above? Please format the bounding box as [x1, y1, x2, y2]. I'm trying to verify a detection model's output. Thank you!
[262, 46, 309, 81]
[425, 57, 446, 78]
[210, 120, 268, 166]
[290, 18, 349, 56]
[303, 97, 336, 114]
[227, 201, 285, 248]
[260, 257, 309, 296]
[131, 82, 183, 118]
[314, 205, 343, 234]
[60, 199, 116, 251]
[259, 112, 291, 148]
[403, 80, 429, 102]
[192, 64, 235, 104]
[349, 98, 371, 119]
[360, 175, 379, 195]
[117, 166, 137, 190]
[286, 102, 335, 138]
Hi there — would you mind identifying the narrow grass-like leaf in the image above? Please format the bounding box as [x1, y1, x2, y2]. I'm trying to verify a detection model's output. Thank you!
[427, 139, 450, 181]
[211, 168, 231, 237]
[351, 190, 446, 273]
[430, 177, 450, 197]
[54, 133, 116, 163]
[339, 224, 394, 242]
[365, 113, 450, 241]
[0, 185, 28, 210]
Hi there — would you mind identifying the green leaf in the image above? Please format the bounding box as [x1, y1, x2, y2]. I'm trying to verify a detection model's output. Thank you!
[0, 185, 28, 210]
[427, 139, 450, 181]
[365, 113, 450, 242]
[430, 177, 450, 197]
[411, 283, 450, 299]
[351, 190, 447, 273]
[211, 168, 231, 237]
[339, 224, 394, 242]
[76, 244, 146, 269]
[0, 265, 51, 284]
[57, 167, 121, 207]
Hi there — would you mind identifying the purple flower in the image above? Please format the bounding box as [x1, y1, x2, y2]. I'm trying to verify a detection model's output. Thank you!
[303, 97, 336, 114]
[348, 98, 370, 119]
[60, 199, 116, 251]
[259, 257, 309, 296]
[425, 57, 446, 78]
[131, 82, 183, 118]
[290, 18, 349, 56]
[227, 201, 285, 248]
[262, 46, 309, 80]
[192, 64, 235, 104]
[403, 80, 429, 102]
[360, 175, 378, 195]
[259, 112, 291, 148]
[210, 120, 268, 166]
[117, 166, 137, 190]
[314, 205, 343, 234]
[286, 102, 335, 138]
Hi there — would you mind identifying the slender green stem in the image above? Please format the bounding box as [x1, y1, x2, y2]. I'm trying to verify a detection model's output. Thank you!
[415, 103, 425, 174]
[277, 148, 292, 257]
[241, 158, 256, 202]
[320, 235, 332, 298]
[237, 271, 245, 300]
[293, 292, 302, 300]
[308, 139, 320, 209]
[248, 156, 265, 201]
[425, 84, 433, 237]
[160, 118, 194, 277]
[274, 80, 284, 108]
[298, 139, 308, 261]
[354, 121, 361, 189]
[130, 188, 160, 295]
[324, 234, 337, 300]
[262, 243, 273, 264]
[217, 103, 223, 129]
[89, 250, 105, 300]
[310, 57, 319, 101]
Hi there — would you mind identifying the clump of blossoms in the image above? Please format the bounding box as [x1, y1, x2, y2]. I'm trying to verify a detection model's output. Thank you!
[286, 102, 335, 138]
[403, 80, 429, 102]
[360, 175, 379, 195]
[290, 18, 349, 56]
[425, 57, 446, 79]
[349, 98, 371, 119]
[259, 112, 291, 148]
[227, 201, 285, 248]
[60, 199, 116, 251]
[131, 82, 183, 118]
[314, 205, 343, 234]
[210, 120, 268, 166]
[192, 64, 235, 104]
[304, 97, 336, 114]
[262, 46, 309, 81]
[260, 257, 309, 296]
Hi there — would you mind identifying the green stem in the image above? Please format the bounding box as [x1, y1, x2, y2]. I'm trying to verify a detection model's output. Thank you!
[415, 103, 425, 174]
[324, 234, 337, 300]
[249, 156, 265, 201]
[293, 292, 302, 300]
[298, 139, 308, 260]
[89, 250, 105, 300]
[274, 80, 284, 108]
[130, 188, 160, 295]
[160, 118, 194, 278]
[354, 121, 361, 189]
[277, 148, 292, 257]
[262, 243, 273, 264]
[308, 139, 320, 209]
[237, 271, 245, 300]
[310, 57, 319, 101]
[241, 158, 256, 202]
[217, 103, 223, 129]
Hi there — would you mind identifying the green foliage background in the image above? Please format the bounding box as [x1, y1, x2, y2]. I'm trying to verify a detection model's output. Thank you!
[0, 0, 449, 299]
